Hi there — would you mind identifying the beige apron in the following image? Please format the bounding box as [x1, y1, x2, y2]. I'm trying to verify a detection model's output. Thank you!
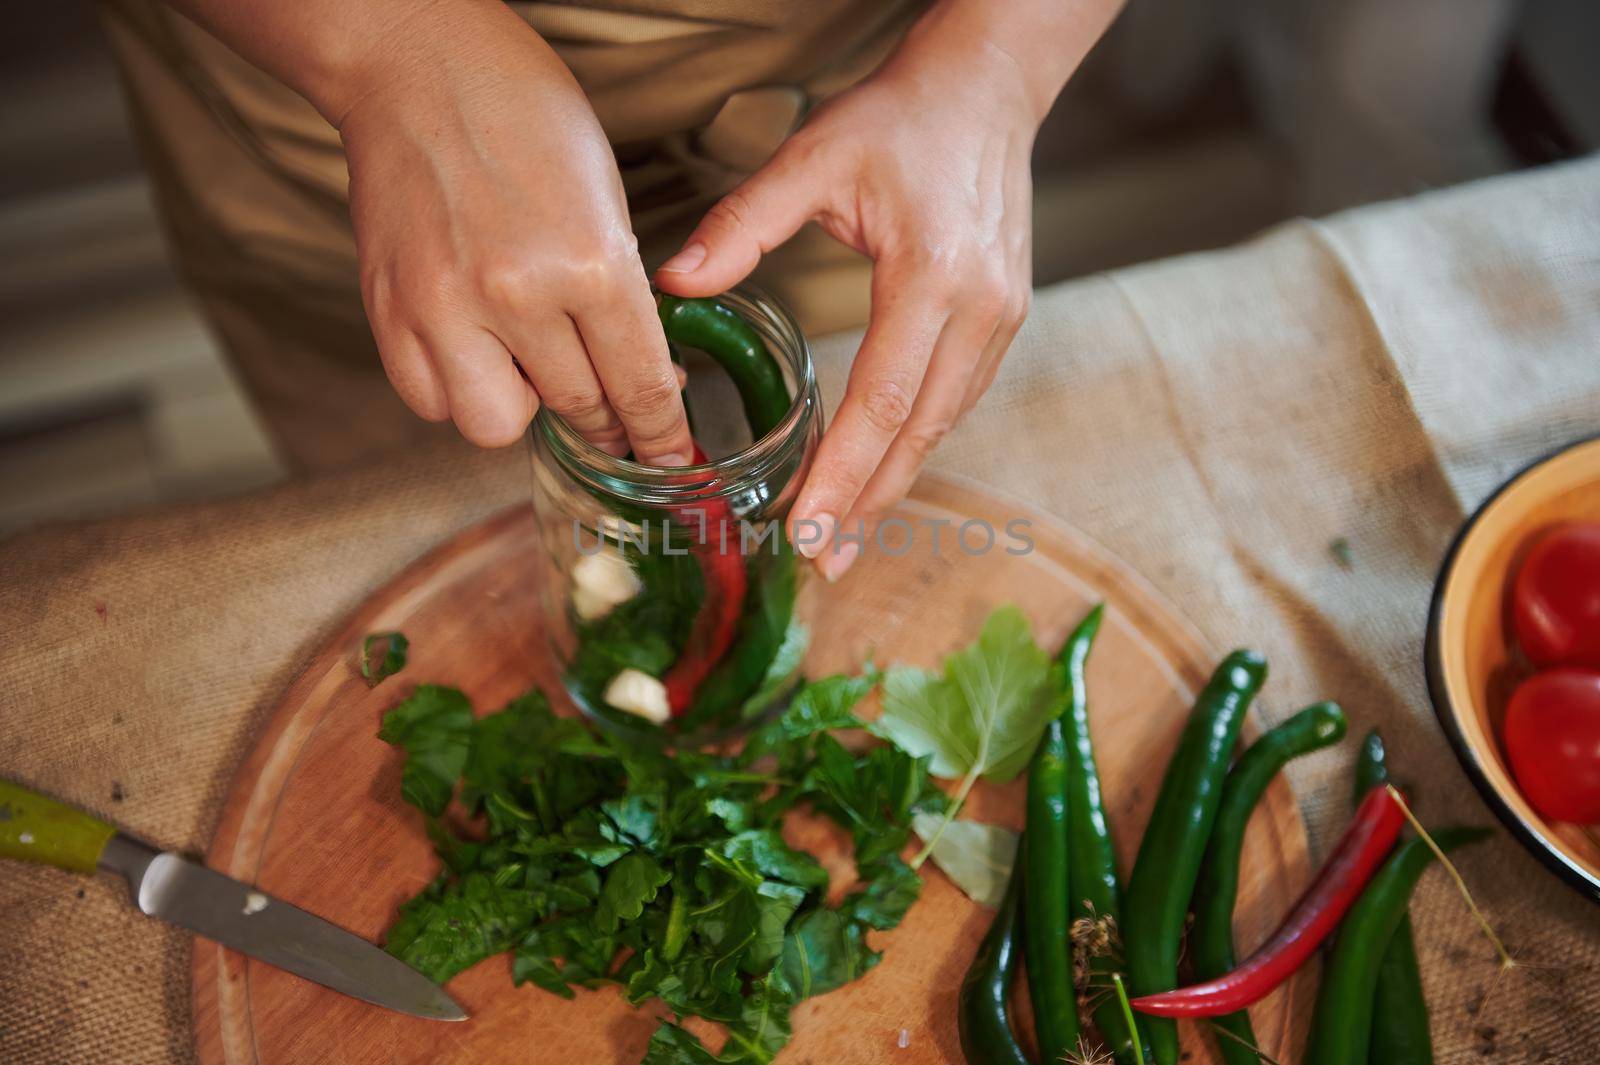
[98, 0, 921, 471]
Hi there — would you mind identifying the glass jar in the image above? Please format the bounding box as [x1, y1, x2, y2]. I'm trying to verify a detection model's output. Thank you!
[528, 286, 821, 742]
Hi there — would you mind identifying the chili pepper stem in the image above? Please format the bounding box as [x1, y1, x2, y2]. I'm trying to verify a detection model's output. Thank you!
[1112, 975, 1147, 1065]
[1384, 785, 1513, 970]
[1207, 1021, 1285, 1065]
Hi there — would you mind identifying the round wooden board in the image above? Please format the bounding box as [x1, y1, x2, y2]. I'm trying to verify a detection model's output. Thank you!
[194, 475, 1313, 1064]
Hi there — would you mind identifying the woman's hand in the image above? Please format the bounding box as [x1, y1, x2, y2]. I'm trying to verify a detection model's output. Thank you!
[655, 0, 1119, 579]
[335, 2, 691, 460]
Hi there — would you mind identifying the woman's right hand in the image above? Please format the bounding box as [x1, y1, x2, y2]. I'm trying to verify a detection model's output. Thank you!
[329, 2, 692, 460]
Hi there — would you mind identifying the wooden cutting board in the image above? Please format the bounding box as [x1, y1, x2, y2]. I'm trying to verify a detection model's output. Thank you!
[193, 475, 1314, 1064]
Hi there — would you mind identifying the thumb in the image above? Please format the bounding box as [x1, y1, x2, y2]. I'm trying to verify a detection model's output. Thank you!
[655, 158, 818, 297]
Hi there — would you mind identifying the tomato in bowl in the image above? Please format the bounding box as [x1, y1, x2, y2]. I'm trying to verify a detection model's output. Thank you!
[1512, 523, 1600, 670]
[1426, 436, 1600, 903]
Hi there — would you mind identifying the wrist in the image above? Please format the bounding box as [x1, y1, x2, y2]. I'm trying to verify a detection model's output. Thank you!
[304, 0, 540, 127]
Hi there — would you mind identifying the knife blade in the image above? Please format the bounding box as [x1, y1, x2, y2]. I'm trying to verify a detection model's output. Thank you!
[101, 835, 467, 1021]
[1, 778, 465, 1022]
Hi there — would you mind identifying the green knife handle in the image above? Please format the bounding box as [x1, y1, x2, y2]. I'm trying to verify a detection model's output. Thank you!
[0, 779, 117, 874]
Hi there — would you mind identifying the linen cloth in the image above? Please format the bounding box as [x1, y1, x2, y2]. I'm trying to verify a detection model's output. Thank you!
[3, 156, 1598, 1062]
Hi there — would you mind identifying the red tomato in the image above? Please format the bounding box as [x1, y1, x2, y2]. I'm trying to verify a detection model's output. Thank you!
[1512, 522, 1600, 669]
[1502, 669, 1600, 823]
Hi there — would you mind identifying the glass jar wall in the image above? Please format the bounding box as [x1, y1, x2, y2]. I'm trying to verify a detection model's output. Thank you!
[528, 286, 821, 741]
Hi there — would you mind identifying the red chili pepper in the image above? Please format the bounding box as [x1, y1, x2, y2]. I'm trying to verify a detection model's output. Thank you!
[1130, 785, 1405, 1018]
[662, 445, 747, 715]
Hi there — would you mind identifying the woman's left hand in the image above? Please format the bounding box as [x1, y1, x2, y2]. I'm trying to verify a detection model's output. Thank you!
[655, 0, 1119, 580]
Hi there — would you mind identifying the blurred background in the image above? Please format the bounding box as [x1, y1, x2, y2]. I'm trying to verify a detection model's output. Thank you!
[1, 0, 1594, 534]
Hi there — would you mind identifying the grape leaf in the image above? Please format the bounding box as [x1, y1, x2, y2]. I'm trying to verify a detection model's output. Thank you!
[874, 605, 1053, 781]
[872, 606, 1053, 866]
[910, 813, 1020, 909]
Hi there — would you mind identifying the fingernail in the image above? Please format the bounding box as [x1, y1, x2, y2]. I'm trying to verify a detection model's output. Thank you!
[659, 242, 707, 274]
[794, 512, 835, 560]
[822, 539, 860, 583]
[655, 451, 690, 468]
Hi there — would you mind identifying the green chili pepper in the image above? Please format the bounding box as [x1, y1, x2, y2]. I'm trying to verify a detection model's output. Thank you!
[1125, 649, 1267, 1065]
[959, 853, 1031, 1065]
[657, 294, 791, 439]
[1191, 700, 1347, 1064]
[680, 530, 799, 730]
[1025, 681, 1081, 1061]
[1353, 731, 1434, 1065]
[655, 293, 797, 725]
[1057, 604, 1152, 1064]
[1306, 827, 1490, 1065]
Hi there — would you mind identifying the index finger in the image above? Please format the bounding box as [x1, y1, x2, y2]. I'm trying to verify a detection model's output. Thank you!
[787, 263, 946, 561]
[575, 269, 694, 467]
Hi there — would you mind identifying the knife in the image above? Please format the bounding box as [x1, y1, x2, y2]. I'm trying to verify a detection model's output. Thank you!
[0, 778, 465, 1022]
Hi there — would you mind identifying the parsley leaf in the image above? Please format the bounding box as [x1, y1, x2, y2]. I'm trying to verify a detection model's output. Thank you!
[772, 909, 877, 999]
[842, 855, 923, 930]
[597, 854, 672, 930]
[644, 980, 794, 1064]
[360, 631, 409, 687]
[740, 670, 877, 763]
[386, 871, 537, 983]
[716, 829, 828, 892]
[380, 669, 938, 1065]
[378, 685, 473, 816]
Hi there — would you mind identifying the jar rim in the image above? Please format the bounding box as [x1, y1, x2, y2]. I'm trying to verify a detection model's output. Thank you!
[531, 284, 818, 505]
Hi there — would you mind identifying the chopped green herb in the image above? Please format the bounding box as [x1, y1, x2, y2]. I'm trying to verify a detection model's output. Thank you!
[360, 631, 409, 687]
[378, 685, 473, 817]
[380, 672, 924, 1062]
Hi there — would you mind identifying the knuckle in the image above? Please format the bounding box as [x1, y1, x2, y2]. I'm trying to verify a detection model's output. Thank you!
[400, 268, 461, 321]
[899, 416, 952, 461]
[415, 399, 450, 424]
[705, 188, 755, 234]
[459, 416, 527, 449]
[586, 422, 630, 450]
[562, 245, 642, 298]
[610, 374, 683, 423]
[899, 235, 965, 286]
[456, 398, 532, 449]
[545, 387, 616, 428]
[858, 376, 915, 435]
[477, 256, 536, 310]
[968, 281, 1009, 326]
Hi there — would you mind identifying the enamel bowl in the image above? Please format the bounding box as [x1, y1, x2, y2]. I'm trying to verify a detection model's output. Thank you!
[1426, 435, 1600, 903]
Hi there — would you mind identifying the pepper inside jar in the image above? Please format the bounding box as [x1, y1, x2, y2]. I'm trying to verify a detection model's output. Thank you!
[528, 286, 822, 740]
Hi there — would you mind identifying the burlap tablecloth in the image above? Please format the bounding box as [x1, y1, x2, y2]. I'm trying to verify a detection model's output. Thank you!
[4, 156, 1598, 1063]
